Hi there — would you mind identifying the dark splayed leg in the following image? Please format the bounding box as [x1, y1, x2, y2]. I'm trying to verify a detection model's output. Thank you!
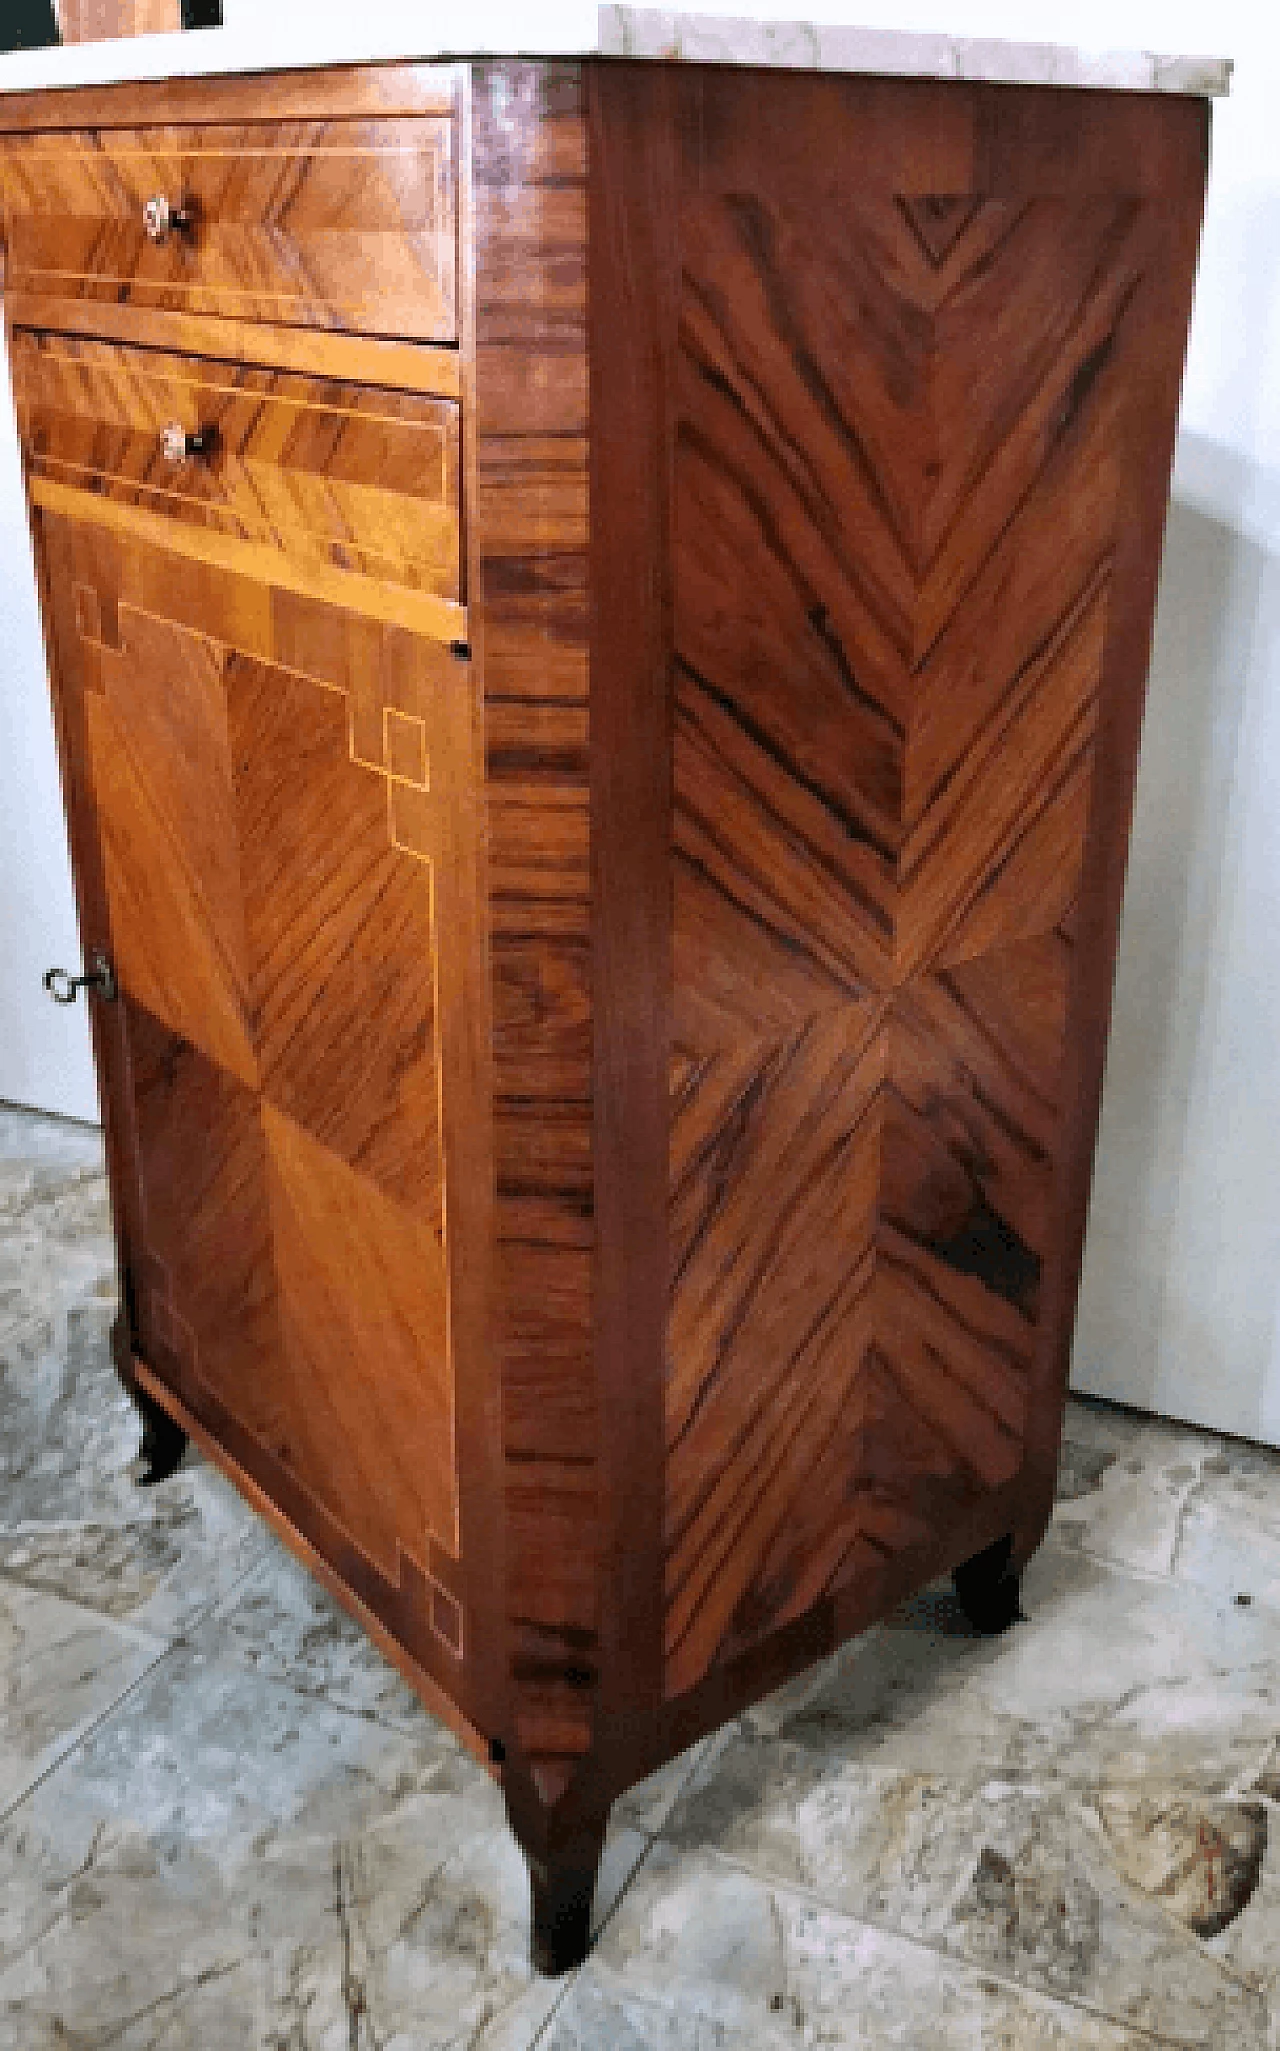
[111, 1310, 188, 1486]
[529, 1853, 599, 1976]
[503, 1746, 611, 1976]
[953, 1533, 1025, 1635]
[131, 1380, 188, 1487]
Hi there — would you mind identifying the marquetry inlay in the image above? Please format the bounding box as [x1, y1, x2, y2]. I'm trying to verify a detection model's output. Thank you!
[48, 510, 465, 1660]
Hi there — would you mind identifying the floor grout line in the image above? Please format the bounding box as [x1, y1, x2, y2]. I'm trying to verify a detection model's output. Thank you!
[0, 1519, 273, 1837]
[649, 1839, 1220, 2051]
[0, 1560, 171, 1655]
[523, 1965, 580, 2048]
[520, 1832, 665, 2051]
[0, 1637, 179, 1835]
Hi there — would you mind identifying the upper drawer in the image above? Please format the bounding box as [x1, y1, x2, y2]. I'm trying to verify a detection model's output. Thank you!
[12, 328, 462, 605]
[1, 118, 458, 342]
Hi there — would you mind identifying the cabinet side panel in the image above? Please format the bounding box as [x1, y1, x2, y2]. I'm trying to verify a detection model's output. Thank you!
[661, 69, 1209, 1704]
[471, 63, 597, 1772]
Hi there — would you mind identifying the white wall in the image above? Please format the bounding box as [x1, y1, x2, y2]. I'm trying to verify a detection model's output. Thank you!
[0, 0, 1276, 1441]
[0, 331, 99, 1122]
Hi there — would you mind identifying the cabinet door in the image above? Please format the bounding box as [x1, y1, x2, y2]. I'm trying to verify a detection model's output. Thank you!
[38, 508, 480, 1683]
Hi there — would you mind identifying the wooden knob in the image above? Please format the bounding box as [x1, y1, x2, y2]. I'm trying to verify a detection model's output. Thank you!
[160, 423, 214, 466]
[142, 195, 192, 244]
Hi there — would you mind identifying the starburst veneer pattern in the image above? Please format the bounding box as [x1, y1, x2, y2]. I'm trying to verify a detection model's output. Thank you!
[44, 516, 467, 1669]
[666, 179, 1127, 1695]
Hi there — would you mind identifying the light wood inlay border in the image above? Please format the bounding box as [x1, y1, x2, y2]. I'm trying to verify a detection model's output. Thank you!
[28, 475, 468, 645]
[0, 63, 461, 133]
[131, 1353, 491, 1764]
[6, 296, 463, 399]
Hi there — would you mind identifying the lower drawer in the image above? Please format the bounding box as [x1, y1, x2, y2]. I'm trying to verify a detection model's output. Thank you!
[11, 328, 462, 604]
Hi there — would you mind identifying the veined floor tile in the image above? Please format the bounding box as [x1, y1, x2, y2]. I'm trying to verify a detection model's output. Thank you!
[741, 1547, 1280, 1794]
[0, 1576, 162, 1820]
[195, 1535, 437, 1736]
[1052, 1396, 1280, 1613]
[0, 1284, 266, 1640]
[0, 1105, 105, 1174]
[615, 1736, 721, 1838]
[198, 1537, 712, 1851]
[542, 1842, 1184, 2050]
[662, 1549, 1280, 2047]
[0, 1640, 642, 2051]
[0, 1163, 114, 1357]
[1052, 1395, 1215, 1579]
[1167, 1442, 1280, 1616]
[661, 1742, 1272, 2046]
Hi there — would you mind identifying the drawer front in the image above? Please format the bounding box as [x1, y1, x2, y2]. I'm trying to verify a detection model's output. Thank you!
[2, 117, 457, 342]
[13, 329, 462, 603]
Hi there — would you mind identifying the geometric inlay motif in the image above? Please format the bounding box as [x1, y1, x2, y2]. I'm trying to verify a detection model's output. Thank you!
[64, 551, 462, 1659]
[667, 188, 1136, 1695]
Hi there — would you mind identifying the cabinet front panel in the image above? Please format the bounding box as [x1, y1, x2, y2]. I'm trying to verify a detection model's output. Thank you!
[40, 511, 472, 1678]
[14, 329, 462, 601]
[2, 117, 458, 341]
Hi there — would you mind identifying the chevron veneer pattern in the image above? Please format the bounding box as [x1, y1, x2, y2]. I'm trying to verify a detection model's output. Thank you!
[666, 176, 1135, 1697]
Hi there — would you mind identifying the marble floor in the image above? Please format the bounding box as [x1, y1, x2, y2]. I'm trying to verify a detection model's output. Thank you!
[2, 1102, 1279, 2049]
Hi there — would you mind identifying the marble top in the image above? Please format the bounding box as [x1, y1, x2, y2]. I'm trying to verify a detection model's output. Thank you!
[601, 10, 1231, 95]
[0, 6, 1232, 99]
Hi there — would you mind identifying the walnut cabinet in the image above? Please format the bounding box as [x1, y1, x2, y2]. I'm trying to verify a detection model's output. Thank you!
[0, 58, 1210, 1973]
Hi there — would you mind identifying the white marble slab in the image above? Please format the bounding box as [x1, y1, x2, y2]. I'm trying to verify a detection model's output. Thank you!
[599, 9, 1231, 95]
[0, 5, 1231, 99]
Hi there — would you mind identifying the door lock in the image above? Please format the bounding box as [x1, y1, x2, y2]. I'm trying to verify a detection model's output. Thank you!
[43, 951, 118, 1006]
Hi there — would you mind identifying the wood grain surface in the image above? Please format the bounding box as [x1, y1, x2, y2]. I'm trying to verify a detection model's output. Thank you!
[581, 65, 1208, 1710]
[0, 64, 457, 134]
[2, 116, 458, 340]
[471, 63, 596, 1784]
[38, 507, 482, 1704]
[586, 61, 677, 1748]
[3, 60, 1210, 1896]
[13, 329, 462, 599]
[5, 297, 463, 399]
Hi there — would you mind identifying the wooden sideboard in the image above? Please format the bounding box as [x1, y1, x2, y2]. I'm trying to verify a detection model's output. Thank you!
[0, 57, 1210, 1973]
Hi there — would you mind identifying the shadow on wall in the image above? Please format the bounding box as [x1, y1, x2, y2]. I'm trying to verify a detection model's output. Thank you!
[1073, 442, 1280, 1440]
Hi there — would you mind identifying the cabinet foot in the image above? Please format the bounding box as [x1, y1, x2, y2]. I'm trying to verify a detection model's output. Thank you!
[529, 1851, 600, 1977]
[134, 1386, 188, 1487]
[505, 1765, 609, 1977]
[952, 1534, 1025, 1635]
[111, 1314, 188, 1485]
